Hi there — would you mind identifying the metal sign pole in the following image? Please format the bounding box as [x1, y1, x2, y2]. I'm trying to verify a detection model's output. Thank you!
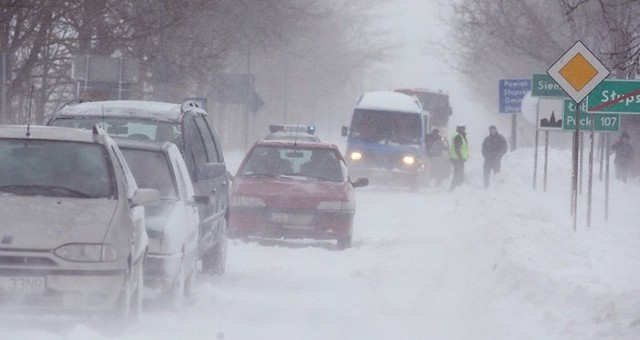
[598, 133, 604, 181]
[0, 53, 6, 124]
[571, 100, 580, 231]
[579, 131, 584, 195]
[544, 131, 549, 192]
[533, 127, 539, 190]
[587, 112, 595, 227]
[511, 114, 517, 151]
[605, 133, 610, 221]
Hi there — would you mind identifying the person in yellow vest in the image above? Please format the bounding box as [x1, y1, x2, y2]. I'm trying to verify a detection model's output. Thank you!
[449, 125, 469, 191]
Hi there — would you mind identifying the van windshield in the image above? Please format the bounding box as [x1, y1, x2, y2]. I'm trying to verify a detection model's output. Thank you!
[0, 139, 115, 198]
[350, 109, 422, 145]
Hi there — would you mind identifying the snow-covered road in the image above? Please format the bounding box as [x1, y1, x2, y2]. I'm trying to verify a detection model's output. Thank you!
[2, 148, 640, 340]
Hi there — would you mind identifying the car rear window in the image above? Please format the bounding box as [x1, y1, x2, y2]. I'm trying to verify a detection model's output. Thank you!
[0, 139, 115, 198]
[120, 148, 177, 199]
[51, 117, 180, 144]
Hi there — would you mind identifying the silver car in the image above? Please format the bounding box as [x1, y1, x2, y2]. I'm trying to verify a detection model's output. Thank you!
[117, 139, 200, 310]
[0, 125, 158, 319]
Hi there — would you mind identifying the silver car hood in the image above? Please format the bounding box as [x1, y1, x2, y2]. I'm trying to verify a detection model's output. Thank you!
[0, 195, 117, 250]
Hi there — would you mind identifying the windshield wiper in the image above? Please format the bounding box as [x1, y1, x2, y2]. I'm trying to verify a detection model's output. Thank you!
[0, 185, 94, 198]
[241, 173, 277, 178]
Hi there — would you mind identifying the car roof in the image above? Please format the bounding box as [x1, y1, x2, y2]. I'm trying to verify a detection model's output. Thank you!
[253, 139, 338, 150]
[264, 131, 321, 142]
[114, 138, 177, 154]
[0, 125, 106, 144]
[51, 100, 205, 123]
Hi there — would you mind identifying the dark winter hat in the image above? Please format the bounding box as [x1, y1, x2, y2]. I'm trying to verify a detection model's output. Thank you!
[489, 125, 497, 130]
[456, 125, 466, 130]
[432, 128, 440, 134]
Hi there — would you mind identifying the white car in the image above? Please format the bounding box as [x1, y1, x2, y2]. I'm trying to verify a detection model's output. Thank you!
[0, 125, 158, 319]
[117, 139, 200, 310]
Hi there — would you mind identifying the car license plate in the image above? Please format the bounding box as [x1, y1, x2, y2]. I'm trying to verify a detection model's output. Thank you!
[271, 212, 289, 223]
[0, 276, 46, 295]
[271, 213, 312, 225]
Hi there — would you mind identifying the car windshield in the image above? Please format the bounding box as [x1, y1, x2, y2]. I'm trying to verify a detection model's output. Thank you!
[239, 146, 345, 182]
[51, 117, 181, 144]
[120, 148, 177, 199]
[0, 139, 115, 198]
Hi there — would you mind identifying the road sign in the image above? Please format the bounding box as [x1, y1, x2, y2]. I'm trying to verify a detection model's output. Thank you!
[586, 79, 640, 114]
[499, 79, 531, 113]
[537, 98, 564, 131]
[72, 56, 139, 83]
[562, 100, 620, 131]
[547, 41, 610, 103]
[531, 74, 566, 97]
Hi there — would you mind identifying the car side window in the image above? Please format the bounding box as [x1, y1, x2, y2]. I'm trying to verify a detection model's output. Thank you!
[194, 114, 219, 163]
[173, 154, 192, 200]
[205, 117, 225, 163]
[185, 116, 208, 180]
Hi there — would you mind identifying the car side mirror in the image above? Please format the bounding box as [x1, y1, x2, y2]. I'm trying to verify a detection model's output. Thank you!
[341, 126, 348, 137]
[352, 177, 369, 188]
[130, 188, 160, 207]
[200, 162, 227, 179]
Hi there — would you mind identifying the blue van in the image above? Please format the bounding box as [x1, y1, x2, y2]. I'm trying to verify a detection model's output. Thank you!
[342, 91, 429, 187]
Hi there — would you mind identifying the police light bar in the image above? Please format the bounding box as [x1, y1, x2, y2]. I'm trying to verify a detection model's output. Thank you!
[269, 124, 316, 134]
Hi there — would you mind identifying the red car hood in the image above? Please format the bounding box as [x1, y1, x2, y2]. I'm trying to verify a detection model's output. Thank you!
[233, 176, 349, 209]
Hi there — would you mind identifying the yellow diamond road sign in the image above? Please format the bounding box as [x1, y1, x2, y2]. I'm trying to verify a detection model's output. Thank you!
[547, 41, 609, 103]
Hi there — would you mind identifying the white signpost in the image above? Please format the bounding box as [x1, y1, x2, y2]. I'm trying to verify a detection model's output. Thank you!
[547, 41, 610, 230]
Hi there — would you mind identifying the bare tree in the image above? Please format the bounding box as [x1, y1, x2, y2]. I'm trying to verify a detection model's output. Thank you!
[444, 0, 640, 111]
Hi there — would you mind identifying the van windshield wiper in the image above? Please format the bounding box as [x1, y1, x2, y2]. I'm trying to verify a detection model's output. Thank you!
[0, 184, 94, 198]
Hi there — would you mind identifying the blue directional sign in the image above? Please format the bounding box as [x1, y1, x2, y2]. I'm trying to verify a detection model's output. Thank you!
[499, 79, 531, 114]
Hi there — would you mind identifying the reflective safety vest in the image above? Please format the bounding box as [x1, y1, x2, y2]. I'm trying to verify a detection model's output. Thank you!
[449, 132, 469, 160]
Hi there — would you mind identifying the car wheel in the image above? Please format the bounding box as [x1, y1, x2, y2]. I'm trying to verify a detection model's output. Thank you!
[202, 220, 228, 275]
[337, 235, 352, 250]
[168, 262, 185, 311]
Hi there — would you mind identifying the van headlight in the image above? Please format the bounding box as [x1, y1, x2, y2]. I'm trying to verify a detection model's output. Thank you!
[402, 155, 415, 165]
[350, 151, 362, 161]
[54, 243, 117, 262]
[231, 196, 266, 207]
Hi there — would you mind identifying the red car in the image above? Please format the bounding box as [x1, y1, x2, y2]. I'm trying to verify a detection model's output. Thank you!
[229, 140, 368, 249]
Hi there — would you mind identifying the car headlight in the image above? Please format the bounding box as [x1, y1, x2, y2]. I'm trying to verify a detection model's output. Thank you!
[318, 200, 355, 211]
[350, 151, 362, 161]
[231, 195, 266, 207]
[54, 243, 117, 262]
[402, 155, 415, 165]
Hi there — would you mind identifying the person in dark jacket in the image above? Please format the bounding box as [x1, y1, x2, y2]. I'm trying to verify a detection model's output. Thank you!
[481, 125, 508, 188]
[449, 125, 468, 191]
[611, 132, 634, 182]
[425, 129, 451, 187]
